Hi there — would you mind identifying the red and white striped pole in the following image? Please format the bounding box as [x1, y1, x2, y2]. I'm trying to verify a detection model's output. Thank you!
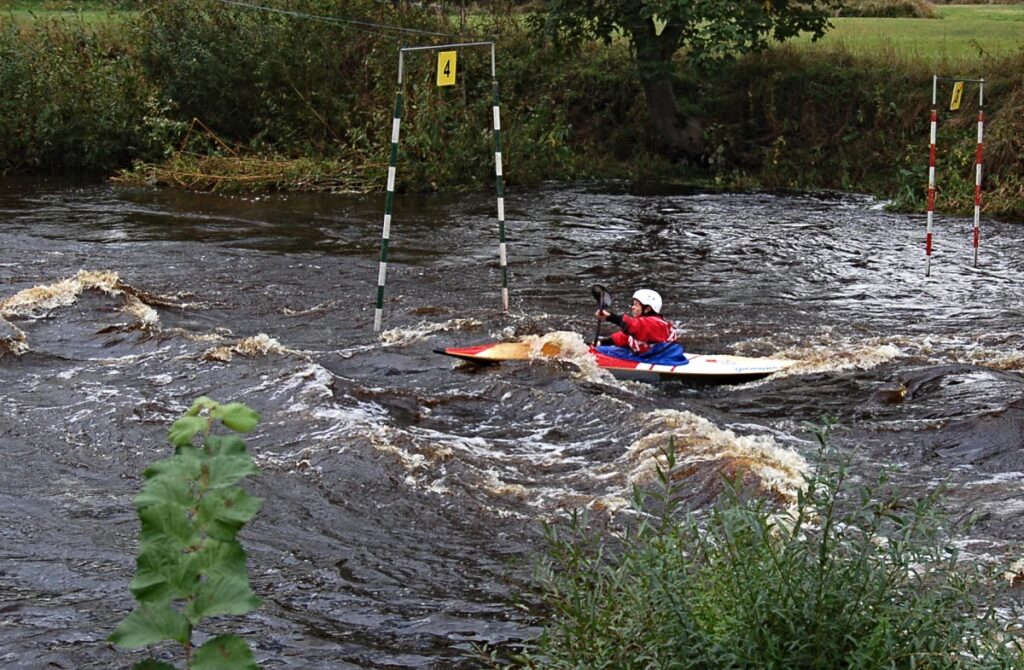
[926, 75, 938, 277]
[972, 80, 985, 267]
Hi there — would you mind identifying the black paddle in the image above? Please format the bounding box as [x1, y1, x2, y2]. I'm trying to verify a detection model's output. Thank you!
[590, 284, 612, 346]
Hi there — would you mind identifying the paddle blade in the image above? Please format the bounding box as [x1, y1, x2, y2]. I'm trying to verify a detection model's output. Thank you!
[590, 284, 612, 309]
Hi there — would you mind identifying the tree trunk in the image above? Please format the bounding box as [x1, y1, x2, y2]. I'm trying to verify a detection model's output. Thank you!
[630, 21, 704, 160]
[639, 71, 703, 159]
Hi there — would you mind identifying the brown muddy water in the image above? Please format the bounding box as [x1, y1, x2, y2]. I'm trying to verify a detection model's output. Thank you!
[0, 178, 1022, 668]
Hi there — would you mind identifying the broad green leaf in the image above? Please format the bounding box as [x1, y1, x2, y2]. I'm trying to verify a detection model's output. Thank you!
[191, 538, 249, 580]
[197, 489, 262, 541]
[192, 634, 258, 670]
[139, 503, 200, 549]
[168, 415, 209, 448]
[130, 544, 200, 604]
[108, 603, 190, 649]
[210, 488, 263, 524]
[143, 450, 202, 482]
[218, 402, 260, 433]
[205, 434, 248, 456]
[185, 575, 261, 622]
[132, 661, 178, 670]
[187, 396, 218, 416]
[204, 453, 258, 490]
[135, 473, 194, 510]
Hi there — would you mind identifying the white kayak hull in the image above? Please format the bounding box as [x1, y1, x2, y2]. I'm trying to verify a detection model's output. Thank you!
[436, 341, 794, 384]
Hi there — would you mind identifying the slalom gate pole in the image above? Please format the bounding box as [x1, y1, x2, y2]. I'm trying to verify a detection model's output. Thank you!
[973, 80, 985, 267]
[374, 55, 405, 333]
[490, 44, 509, 313]
[925, 75, 938, 278]
[373, 42, 504, 330]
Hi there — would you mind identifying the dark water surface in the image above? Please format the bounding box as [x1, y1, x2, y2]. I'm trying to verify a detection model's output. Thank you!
[1, 179, 1022, 668]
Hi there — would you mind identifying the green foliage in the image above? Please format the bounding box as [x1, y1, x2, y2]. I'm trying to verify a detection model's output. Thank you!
[510, 425, 1023, 669]
[109, 397, 263, 670]
[127, 0, 417, 155]
[529, 0, 839, 67]
[0, 14, 159, 171]
[528, 0, 841, 157]
[2, 2, 1024, 217]
[698, 47, 928, 193]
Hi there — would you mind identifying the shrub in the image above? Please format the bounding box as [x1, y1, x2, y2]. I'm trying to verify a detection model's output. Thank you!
[511, 424, 1023, 669]
[0, 15, 157, 171]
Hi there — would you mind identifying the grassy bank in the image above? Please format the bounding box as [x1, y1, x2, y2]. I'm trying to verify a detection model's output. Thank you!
[1, 1, 1023, 219]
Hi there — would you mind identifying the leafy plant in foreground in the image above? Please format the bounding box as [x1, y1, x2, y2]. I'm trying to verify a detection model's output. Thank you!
[512, 424, 1023, 669]
[109, 397, 264, 670]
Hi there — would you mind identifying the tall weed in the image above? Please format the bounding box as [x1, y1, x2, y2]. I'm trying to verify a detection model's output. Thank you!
[511, 425, 1023, 669]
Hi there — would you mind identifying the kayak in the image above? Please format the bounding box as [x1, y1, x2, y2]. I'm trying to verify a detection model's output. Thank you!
[435, 340, 796, 384]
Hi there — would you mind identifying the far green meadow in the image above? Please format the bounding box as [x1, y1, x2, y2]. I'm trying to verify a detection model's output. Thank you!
[2, 1, 133, 26]
[797, 4, 1024, 64]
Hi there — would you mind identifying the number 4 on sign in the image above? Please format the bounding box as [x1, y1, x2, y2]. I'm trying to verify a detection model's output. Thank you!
[437, 51, 457, 87]
[950, 81, 964, 111]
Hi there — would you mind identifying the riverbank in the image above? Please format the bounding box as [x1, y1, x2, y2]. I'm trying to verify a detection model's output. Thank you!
[1, 1, 1023, 219]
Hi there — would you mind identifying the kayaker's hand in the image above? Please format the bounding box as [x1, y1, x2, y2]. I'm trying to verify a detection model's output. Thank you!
[595, 309, 610, 321]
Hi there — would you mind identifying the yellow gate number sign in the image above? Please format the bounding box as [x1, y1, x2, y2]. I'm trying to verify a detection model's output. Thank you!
[949, 81, 964, 111]
[437, 51, 457, 87]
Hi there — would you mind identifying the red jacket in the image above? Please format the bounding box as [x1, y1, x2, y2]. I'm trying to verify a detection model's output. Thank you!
[608, 313, 676, 354]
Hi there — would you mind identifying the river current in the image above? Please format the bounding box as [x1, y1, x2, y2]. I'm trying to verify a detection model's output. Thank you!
[0, 179, 1021, 668]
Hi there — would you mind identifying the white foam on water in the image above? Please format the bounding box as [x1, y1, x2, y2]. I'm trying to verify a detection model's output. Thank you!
[591, 409, 809, 514]
[0, 270, 121, 318]
[202, 333, 306, 362]
[956, 345, 1024, 372]
[122, 294, 159, 327]
[957, 471, 1024, 519]
[280, 300, 339, 317]
[379, 318, 483, 346]
[517, 331, 619, 384]
[744, 327, 1024, 377]
[731, 332, 904, 380]
[779, 342, 903, 376]
[0, 270, 177, 355]
[257, 373, 604, 514]
[258, 362, 812, 519]
[257, 397, 389, 471]
[145, 373, 175, 386]
[0, 316, 28, 356]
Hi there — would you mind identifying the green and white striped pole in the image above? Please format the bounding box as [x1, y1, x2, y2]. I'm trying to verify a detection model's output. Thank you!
[374, 56, 405, 333]
[490, 45, 509, 313]
[374, 42, 506, 329]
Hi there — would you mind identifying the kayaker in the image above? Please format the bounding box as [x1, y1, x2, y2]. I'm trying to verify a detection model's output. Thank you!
[595, 289, 687, 364]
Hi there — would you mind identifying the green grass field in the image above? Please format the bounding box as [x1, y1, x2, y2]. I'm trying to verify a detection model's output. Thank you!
[1, 1, 132, 25]
[797, 5, 1024, 64]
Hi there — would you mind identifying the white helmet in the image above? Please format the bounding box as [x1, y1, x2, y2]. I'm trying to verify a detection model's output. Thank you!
[632, 289, 662, 314]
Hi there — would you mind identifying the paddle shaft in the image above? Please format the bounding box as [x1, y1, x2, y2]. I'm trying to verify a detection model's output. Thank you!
[591, 284, 611, 346]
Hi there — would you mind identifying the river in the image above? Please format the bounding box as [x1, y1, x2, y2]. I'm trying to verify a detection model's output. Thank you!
[0, 179, 1021, 668]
